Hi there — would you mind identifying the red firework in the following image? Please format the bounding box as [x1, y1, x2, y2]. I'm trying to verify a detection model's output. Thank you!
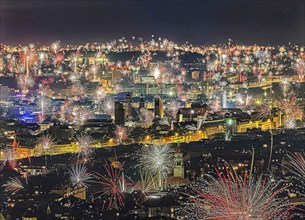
[55, 53, 64, 64]
[20, 50, 37, 66]
[92, 162, 126, 210]
[115, 126, 127, 142]
[189, 167, 294, 220]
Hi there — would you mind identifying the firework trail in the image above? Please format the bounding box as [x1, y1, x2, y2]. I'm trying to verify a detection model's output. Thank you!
[69, 163, 93, 188]
[159, 115, 171, 127]
[3, 177, 24, 193]
[186, 118, 205, 132]
[285, 152, 305, 179]
[133, 171, 158, 204]
[1, 147, 17, 169]
[133, 171, 158, 193]
[188, 169, 294, 220]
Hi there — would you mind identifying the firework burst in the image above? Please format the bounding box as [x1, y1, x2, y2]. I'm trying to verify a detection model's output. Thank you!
[37, 134, 55, 155]
[17, 75, 34, 93]
[75, 134, 94, 159]
[188, 169, 294, 220]
[38, 134, 54, 150]
[101, 96, 115, 115]
[276, 93, 303, 128]
[168, 99, 180, 118]
[68, 163, 93, 188]
[73, 107, 92, 126]
[136, 144, 175, 176]
[139, 108, 154, 127]
[92, 162, 126, 210]
[285, 152, 305, 178]
[115, 126, 128, 142]
[3, 177, 24, 193]
[255, 104, 273, 120]
[279, 78, 291, 97]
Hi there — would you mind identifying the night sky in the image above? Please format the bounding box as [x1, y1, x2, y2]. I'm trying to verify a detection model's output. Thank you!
[1, 0, 304, 45]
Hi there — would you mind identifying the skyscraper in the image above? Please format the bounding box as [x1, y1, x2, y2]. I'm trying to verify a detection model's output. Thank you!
[124, 93, 132, 119]
[139, 93, 145, 109]
[115, 101, 125, 126]
[154, 97, 164, 118]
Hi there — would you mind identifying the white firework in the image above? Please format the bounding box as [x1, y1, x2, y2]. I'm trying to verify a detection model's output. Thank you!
[75, 134, 94, 159]
[3, 177, 24, 193]
[136, 144, 175, 175]
[101, 96, 115, 115]
[38, 134, 54, 150]
[73, 107, 92, 126]
[68, 163, 92, 188]
[159, 115, 171, 126]
[186, 118, 205, 131]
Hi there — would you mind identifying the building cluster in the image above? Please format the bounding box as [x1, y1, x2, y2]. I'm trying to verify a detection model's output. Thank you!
[1, 39, 305, 219]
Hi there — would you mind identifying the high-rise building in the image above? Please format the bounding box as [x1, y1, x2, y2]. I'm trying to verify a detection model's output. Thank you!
[124, 93, 132, 118]
[154, 97, 164, 118]
[115, 101, 125, 125]
[139, 93, 145, 109]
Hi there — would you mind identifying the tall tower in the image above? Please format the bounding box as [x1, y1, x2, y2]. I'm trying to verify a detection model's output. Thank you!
[115, 101, 125, 126]
[124, 93, 132, 118]
[154, 97, 164, 118]
[139, 93, 145, 109]
[173, 146, 184, 178]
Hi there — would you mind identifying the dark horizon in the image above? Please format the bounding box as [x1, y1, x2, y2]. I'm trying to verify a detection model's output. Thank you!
[1, 0, 305, 46]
